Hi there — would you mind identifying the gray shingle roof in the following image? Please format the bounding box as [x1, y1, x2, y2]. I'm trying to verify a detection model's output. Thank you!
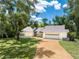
[36, 28, 44, 32]
[36, 25, 69, 33]
[43, 25, 69, 33]
[43, 29, 69, 32]
[45, 25, 65, 30]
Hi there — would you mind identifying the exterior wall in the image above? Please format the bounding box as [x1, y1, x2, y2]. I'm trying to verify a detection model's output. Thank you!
[37, 32, 43, 37]
[24, 32, 33, 37]
[43, 32, 68, 39]
[60, 32, 68, 39]
[20, 32, 34, 38]
[43, 32, 59, 34]
[43, 32, 59, 39]
[43, 33, 45, 38]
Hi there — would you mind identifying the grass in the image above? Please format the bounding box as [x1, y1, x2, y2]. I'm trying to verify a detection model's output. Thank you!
[60, 39, 79, 59]
[0, 38, 41, 59]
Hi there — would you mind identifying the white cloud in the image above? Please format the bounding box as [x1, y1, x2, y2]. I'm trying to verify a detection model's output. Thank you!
[35, 3, 46, 13]
[49, 0, 59, 6]
[34, 0, 62, 13]
[31, 15, 36, 18]
[36, 17, 42, 20]
[39, 0, 49, 6]
[35, 0, 49, 13]
[31, 15, 42, 21]
[54, 3, 61, 10]
[63, 4, 68, 8]
[49, 0, 61, 10]
[37, 0, 46, 2]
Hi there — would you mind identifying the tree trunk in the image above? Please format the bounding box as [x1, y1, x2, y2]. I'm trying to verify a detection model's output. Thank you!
[34, 27, 38, 36]
[5, 33, 8, 38]
[16, 31, 20, 40]
[16, 22, 20, 40]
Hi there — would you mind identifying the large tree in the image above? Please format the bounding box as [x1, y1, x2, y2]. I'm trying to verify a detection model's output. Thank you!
[0, 14, 9, 38]
[68, 0, 79, 38]
[0, 0, 36, 39]
[53, 0, 77, 40]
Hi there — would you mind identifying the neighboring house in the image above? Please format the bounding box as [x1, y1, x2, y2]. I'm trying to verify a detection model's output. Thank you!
[36, 25, 69, 39]
[20, 27, 34, 38]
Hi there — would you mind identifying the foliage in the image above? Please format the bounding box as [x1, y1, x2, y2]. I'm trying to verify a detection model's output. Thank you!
[68, 32, 76, 41]
[0, 14, 10, 38]
[53, 0, 78, 40]
[53, 16, 66, 25]
[68, 0, 79, 38]
[42, 18, 48, 26]
[53, 16, 76, 31]
[0, 0, 36, 39]
[29, 20, 40, 28]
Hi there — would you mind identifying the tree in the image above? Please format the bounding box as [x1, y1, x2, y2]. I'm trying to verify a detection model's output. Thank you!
[42, 18, 48, 26]
[9, 12, 29, 40]
[54, 0, 78, 41]
[53, 15, 76, 41]
[67, 0, 79, 39]
[0, 0, 36, 40]
[53, 16, 64, 25]
[29, 20, 40, 36]
[0, 14, 9, 38]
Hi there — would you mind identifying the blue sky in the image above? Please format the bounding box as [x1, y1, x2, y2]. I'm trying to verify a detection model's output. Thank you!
[31, 0, 68, 22]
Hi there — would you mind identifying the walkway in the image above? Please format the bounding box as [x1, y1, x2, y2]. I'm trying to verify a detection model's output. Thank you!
[33, 39, 73, 59]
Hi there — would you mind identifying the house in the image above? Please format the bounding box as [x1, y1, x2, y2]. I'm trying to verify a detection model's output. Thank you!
[36, 25, 69, 39]
[20, 25, 69, 39]
[20, 27, 34, 38]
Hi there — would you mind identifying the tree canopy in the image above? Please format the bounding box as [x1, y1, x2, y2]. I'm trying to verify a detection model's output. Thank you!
[0, 0, 36, 39]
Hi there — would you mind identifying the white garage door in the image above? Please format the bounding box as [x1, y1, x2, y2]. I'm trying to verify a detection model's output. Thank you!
[45, 34, 59, 39]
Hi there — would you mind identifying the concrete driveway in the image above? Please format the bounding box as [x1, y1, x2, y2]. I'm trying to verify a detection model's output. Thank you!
[33, 39, 73, 59]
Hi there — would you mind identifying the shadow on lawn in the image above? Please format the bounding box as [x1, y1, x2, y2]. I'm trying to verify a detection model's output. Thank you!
[0, 38, 41, 59]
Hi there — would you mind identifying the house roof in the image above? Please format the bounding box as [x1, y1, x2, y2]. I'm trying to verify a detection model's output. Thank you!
[43, 29, 69, 33]
[45, 25, 65, 30]
[35, 25, 69, 33]
[43, 25, 69, 33]
[36, 28, 44, 32]
[22, 27, 33, 32]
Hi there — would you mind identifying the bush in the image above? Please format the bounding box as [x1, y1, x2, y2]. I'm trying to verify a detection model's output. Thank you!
[68, 32, 76, 41]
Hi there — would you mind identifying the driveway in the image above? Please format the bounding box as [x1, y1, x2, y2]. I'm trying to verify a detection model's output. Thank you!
[33, 39, 73, 59]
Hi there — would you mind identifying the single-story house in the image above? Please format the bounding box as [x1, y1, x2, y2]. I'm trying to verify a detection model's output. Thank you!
[20, 25, 69, 39]
[20, 27, 34, 38]
[36, 25, 69, 39]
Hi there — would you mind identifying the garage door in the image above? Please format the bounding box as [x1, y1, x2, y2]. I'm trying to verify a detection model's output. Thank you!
[45, 34, 59, 39]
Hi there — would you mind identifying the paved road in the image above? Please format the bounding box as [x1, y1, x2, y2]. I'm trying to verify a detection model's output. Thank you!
[33, 39, 73, 59]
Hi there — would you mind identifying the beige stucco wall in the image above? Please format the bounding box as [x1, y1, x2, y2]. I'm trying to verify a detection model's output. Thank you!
[43, 33, 45, 38]
[20, 32, 34, 38]
[60, 32, 68, 39]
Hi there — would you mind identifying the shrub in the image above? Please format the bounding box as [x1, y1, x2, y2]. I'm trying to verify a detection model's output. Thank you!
[68, 32, 76, 41]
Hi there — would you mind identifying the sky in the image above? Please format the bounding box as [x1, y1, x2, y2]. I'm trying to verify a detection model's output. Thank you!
[31, 0, 68, 22]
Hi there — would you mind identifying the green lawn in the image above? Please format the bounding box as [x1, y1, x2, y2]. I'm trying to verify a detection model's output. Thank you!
[60, 39, 79, 59]
[0, 38, 40, 59]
